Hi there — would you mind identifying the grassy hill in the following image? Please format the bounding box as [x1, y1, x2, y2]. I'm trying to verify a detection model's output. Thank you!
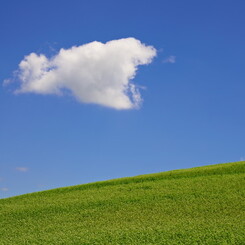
[0, 161, 244, 245]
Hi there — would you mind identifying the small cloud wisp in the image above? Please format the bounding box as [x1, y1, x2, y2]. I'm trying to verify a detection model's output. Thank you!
[15, 167, 29, 172]
[163, 55, 176, 64]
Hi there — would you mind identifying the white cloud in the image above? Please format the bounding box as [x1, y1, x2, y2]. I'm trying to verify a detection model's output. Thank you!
[15, 167, 29, 172]
[0, 187, 8, 192]
[240, 157, 245, 161]
[163, 55, 176, 64]
[12, 38, 156, 109]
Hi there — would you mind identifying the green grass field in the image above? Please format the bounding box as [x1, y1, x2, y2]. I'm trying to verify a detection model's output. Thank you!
[0, 161, 244, 245]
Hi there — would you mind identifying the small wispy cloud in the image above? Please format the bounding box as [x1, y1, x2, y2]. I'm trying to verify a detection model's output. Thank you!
[163, 55, 176, 64]
[240, 157, 245, 161]
[0, 187, 9, 192]
[37, 184, 47, 190]
[3, 79, 11, 86]
[15, 167, 29, 172]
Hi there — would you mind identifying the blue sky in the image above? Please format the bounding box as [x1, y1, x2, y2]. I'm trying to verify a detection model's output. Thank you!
[0, 0, 244, 198]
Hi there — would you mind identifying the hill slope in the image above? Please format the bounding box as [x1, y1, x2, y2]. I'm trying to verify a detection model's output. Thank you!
[0, 162, 244, 244]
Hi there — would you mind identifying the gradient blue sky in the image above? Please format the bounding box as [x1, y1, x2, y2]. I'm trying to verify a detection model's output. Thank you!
[1, 0, 244, 198]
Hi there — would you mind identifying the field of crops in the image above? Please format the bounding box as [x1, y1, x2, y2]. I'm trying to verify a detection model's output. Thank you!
[0, 161, 244, 244]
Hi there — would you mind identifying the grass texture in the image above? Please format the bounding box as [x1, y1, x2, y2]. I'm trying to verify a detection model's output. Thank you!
[0, 161, 244, 244]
